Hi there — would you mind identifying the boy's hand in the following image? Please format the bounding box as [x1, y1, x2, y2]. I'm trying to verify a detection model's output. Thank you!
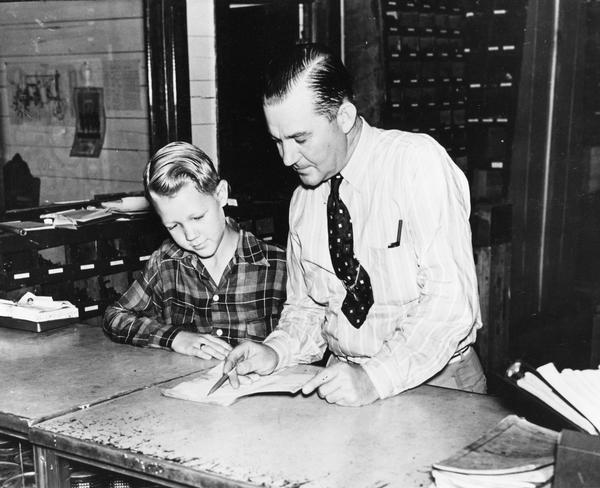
[172, 331, 232, 360]
[223, 342, 278, 389]
[302, 362, 380, 407]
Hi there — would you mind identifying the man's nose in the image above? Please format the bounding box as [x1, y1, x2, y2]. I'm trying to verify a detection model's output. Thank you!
[281, 140, 298, 167]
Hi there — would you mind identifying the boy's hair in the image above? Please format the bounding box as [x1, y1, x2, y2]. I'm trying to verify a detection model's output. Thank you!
[262, 43, 353, 121]
[144, 141, 220, 199]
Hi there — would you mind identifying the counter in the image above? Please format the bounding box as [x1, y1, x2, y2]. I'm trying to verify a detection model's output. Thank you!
[1, 323, 512, 487]
[0, 324, 211, 437]
[31, 373, 511, 488]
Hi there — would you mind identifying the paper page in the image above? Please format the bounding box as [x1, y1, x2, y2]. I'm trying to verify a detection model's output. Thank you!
[517, 372, 597, 435]
[162, 364, 323, 406]
[537, 363, 600, 433]
[432, 465, 553, 488]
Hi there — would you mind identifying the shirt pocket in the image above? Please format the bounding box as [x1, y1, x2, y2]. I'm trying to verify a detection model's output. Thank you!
[230, 314, 278, 346]
[363, 212, 404, 250]
[245, 315, 278, 342]
[166, 301, 210, 334]
[364, 227, 419, 306]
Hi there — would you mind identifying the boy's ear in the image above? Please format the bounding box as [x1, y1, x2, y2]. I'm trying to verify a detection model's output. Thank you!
[336, 101, 358, 134]
[215, 179, 229, 207]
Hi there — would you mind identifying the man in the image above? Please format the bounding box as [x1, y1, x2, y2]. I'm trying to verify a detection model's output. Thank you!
[224, 44, 486, 406]
[103, 141, 286, 360]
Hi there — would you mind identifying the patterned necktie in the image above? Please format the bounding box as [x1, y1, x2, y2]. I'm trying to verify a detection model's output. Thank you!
[327, 174, 374, 328]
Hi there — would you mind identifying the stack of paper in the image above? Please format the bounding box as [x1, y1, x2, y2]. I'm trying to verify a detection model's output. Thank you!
[40, 207, 116, 229]
[431, 415, 558, 488]
[0, 292, 78, 332]
[163, 364, 323, 406]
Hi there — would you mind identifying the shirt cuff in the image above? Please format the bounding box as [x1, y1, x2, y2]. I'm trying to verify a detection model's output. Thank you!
[361, 356, 400, 400]
[263, 330, 296, 371]
[158, 326, 182, 349]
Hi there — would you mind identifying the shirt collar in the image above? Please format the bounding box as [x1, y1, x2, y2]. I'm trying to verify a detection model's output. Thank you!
[339, 116, 372, 193]
[234, 227, 270, 267]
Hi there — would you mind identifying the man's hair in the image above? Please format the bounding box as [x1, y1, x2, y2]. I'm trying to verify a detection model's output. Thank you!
[262, 43, 353, 120]
[144, 141, 220, 199]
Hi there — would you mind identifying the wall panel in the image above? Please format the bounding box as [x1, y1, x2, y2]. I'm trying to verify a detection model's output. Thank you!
[0, 0, 149, 204]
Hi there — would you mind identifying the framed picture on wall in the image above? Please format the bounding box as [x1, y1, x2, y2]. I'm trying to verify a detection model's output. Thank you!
[70, 87, 106, 158]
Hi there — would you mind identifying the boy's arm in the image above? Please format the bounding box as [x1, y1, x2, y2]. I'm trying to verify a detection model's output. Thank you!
[103, 255, 178, 349]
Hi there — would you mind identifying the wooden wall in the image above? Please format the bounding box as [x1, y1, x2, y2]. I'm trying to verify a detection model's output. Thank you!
[0, 1, 150, 204]
[186, 0, 218, 165]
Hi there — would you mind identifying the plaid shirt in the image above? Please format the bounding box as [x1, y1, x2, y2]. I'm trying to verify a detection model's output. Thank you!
[103, 227, 286, 349]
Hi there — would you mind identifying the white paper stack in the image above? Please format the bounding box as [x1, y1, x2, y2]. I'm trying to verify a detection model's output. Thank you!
[0, 292, 79, 332]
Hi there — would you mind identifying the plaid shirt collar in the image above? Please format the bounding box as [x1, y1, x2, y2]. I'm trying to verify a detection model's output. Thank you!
[233, 227, 271, 267]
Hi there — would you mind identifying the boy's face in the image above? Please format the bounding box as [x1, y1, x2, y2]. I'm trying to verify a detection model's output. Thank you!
[152, 180, 228, 260]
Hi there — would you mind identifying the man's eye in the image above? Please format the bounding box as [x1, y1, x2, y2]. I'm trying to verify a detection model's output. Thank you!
[295, 138, 306, 144]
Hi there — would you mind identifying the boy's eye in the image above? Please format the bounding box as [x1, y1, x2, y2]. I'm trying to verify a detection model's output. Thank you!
[193, 215, 203, 221]
[166, 223, 178, 231]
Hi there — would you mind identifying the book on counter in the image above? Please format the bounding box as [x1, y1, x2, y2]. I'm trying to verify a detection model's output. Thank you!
[504, 360, 600, 435]
[431, 415, 558, 488]
[163, 364, 323, 406]
[0, 292, 78, 332]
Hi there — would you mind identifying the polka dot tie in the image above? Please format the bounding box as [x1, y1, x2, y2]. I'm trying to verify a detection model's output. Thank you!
[327, 174, 374, 328]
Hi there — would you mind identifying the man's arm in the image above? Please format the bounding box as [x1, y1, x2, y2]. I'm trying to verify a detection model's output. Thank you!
[362, 138, 481, 399]
[261, 210, 329, 370]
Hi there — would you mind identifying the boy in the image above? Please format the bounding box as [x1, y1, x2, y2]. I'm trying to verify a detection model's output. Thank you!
[103, 141, 287, 360]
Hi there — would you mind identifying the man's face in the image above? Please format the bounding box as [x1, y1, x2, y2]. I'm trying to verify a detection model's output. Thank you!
[264, 82, 348, 187]
[152, 180, 227, 260]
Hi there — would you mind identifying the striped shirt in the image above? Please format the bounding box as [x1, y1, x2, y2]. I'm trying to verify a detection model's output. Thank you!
[264, 119, 481, 399]
[103, 226, 287, 349]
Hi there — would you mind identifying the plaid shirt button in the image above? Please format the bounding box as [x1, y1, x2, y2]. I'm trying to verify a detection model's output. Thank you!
[215, 329, 223, 336]
[212, 294, 220, 302]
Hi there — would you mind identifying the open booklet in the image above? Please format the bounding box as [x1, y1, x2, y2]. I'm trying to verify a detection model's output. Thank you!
[431, 415, 558, 488]
[505, 361, 600, 435]
[162, 364, 323, 406]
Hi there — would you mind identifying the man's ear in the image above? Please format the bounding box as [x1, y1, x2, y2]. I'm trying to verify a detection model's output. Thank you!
[215, 179, 229, 207]
[336, 101, 358, 134]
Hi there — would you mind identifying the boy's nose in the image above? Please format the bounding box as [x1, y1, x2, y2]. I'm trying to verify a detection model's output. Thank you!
[183, 224, 200, 242]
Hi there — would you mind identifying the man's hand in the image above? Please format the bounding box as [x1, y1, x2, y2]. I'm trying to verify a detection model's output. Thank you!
[171, 331, 232, 360]
[302, 362, 380, 406]
[223, 342, 278, 389]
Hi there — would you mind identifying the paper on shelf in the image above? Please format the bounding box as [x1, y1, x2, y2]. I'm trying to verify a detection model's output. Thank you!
[0, 292, 78, 322]
[162, 364, 323, 406]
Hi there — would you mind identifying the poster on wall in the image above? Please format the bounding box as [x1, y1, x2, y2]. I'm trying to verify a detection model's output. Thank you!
[7, 64, 72, 126]
[70, 87, 106, 158]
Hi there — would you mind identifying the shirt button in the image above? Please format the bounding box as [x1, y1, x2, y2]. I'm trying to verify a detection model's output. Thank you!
[212, 294, 220, 302]
[216, 329, 223, 337]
